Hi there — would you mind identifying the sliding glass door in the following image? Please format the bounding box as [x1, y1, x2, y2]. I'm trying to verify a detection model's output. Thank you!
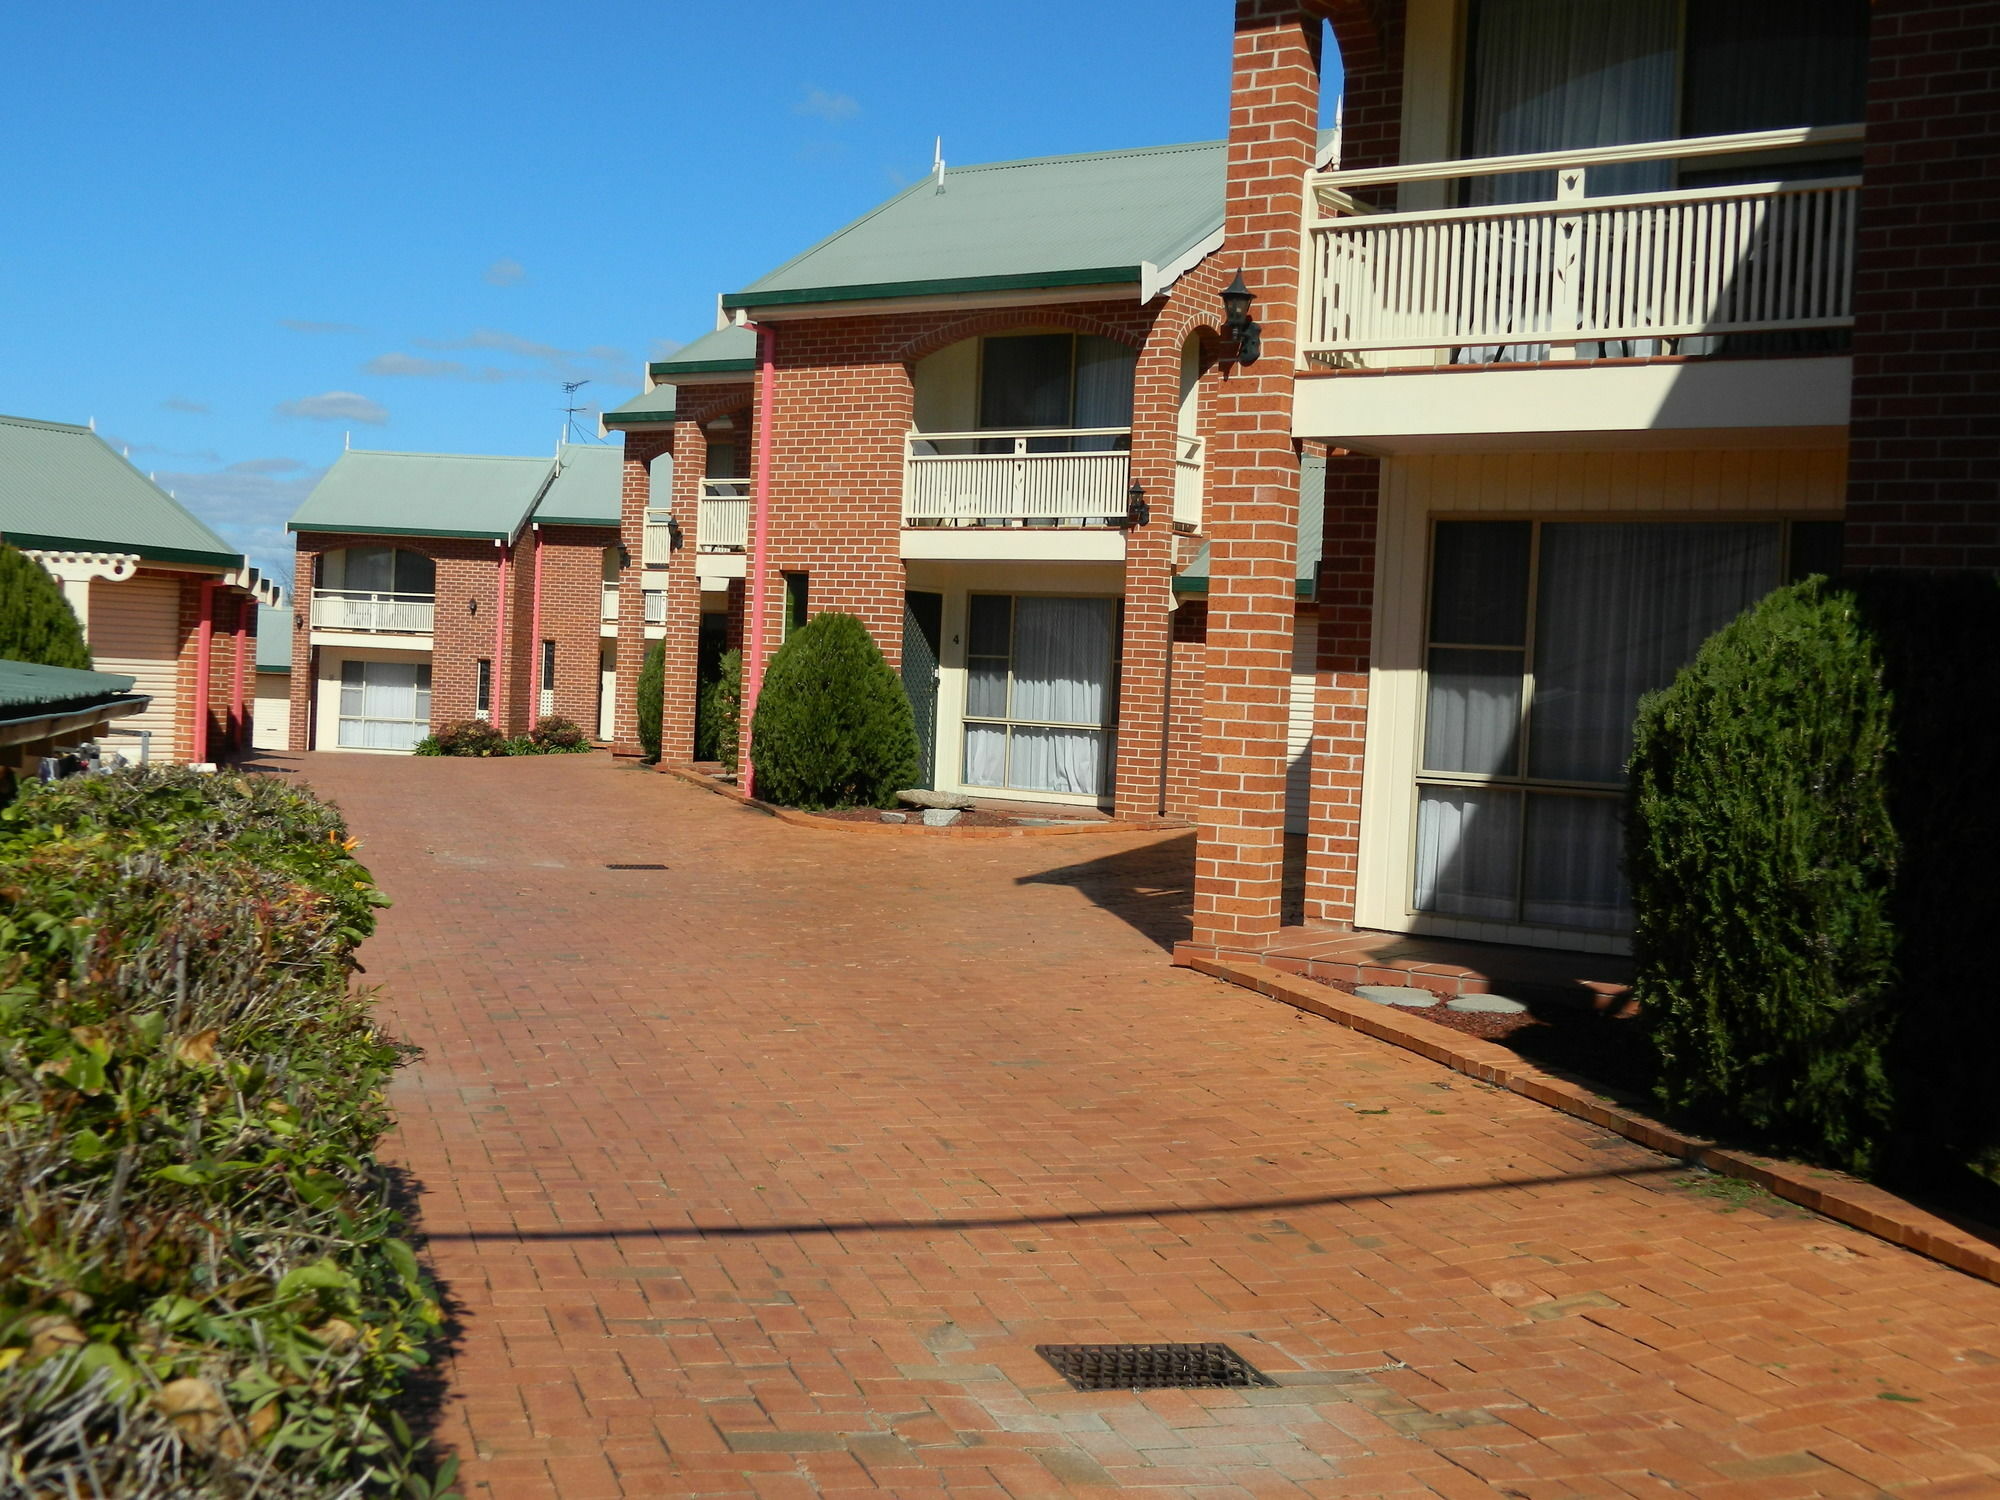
[962, 594, 1116, 797]
[337, 659, 432, 751]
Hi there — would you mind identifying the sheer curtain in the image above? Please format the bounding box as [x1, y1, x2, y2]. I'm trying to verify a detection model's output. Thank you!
[1072, 337, 1135, 453]
[338, 661, 429, 751]
[1009, 597, 1113, 794]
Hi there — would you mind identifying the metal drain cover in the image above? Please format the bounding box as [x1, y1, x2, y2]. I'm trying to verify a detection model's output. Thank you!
[603, 863, 667, 870]
[1035, 1342, 1275, 1391]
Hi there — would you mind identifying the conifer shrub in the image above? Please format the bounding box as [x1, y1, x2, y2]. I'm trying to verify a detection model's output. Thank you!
[0, 543, 91, 669]
[748, 613, 918, 810]
[636, 639, 665, 763]
[696, 649, 742, 772]
[1629, 573, 2000, 1179]
[528, 715, 590, 752]
[419, 719, 508, 757]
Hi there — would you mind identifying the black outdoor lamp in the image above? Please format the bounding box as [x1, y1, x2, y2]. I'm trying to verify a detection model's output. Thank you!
[1125, 480, 1150, 528]
[1220, 271, 1262, 363]
[616, 541, 632, 568]
[666, 516, 685, 551]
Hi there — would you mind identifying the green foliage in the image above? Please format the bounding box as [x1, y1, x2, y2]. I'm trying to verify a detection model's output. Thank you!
[635, 639, 665, 764]
[749, 613, 919, 810]
[424, 720, 508, 757]
[695, 650, 743, 773]
[0, 768, 448, 1496]
[1630, 578, 1898, 1172]
[0, 544, 91, 670]
[528, 715, 590, 753]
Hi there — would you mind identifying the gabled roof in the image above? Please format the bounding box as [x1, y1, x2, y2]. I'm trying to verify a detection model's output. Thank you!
[649, 324, 757, 378]
[722, 140, 1226, 311]
[532, 444, 622, 528]
[0, 413, 244, 568]
[255, 602, 292, 672]
[288, 449, 556, 541]
[602, 384, 678, 429]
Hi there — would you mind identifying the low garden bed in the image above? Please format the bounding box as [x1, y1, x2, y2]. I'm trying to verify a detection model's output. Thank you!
[0, 769, 450, 1497]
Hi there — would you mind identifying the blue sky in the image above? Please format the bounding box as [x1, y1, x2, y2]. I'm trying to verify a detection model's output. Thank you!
[1, 2, 1334, 585]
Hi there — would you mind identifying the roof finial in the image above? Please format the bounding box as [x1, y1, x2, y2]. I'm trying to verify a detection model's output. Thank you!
[344, 430, 351, 451]
[933, 136, 946, 195]
[87, 416, 96, 432]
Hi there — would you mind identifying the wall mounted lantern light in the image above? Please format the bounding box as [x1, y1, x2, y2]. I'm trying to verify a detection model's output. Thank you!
[666, 516, 685, 551]
[616, 541, 632, 568]
[1220, 272, 1262, 363]
[468, 597, 478, 616]
[1125, 481, 1150, 528]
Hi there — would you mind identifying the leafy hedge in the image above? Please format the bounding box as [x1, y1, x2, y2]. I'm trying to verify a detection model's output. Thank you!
[0, 769, 451, 1497]
[414, 717, 592, 758]
[749, 613, 918, 810]
[1629, 574, 2000, 1180]
[695, 650, 742, 773]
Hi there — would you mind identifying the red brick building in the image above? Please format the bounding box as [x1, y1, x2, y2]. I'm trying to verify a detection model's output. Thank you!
[604, 141, 1344, 825]
[285, 444, 629, 751]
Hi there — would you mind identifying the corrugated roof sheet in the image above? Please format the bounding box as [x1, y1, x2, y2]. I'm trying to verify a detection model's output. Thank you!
[0, 413, 244, 567]
[288, 450, 554, 540]
[651, 324, 757, 374]
[727, 140, 1225, 306]
[255, 602, 292, 672]
[533, 443, 622, 527]
[0, 657, 139, 712]
[603, 384, 678, 426]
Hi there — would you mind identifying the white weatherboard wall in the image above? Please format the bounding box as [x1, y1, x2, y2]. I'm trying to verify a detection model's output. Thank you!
[88, 573, 182, 759]
[1355, 446, 1849, 955]
[1286, 612, 1318, 835]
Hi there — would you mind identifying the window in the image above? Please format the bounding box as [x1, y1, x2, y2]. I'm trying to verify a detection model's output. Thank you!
[317, 547, 435, 595]
[645, 452, 673, 566]
[476, 658, 492, 719]
[539, 640, 556, 715]
[962, 594, 1117, 797]
[783, 573, 809, 638]
[1414, 518, 1838, 932]
[976, 334, 1134, 449]
[337, 659, 432, 751]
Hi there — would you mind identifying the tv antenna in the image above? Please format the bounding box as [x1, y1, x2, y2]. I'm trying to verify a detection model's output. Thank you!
[561, 380, 595, 445]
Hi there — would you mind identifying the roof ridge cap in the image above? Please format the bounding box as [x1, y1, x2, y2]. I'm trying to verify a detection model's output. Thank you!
[947, 139, 1224, 173]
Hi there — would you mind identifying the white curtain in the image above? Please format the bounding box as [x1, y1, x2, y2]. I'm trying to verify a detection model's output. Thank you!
[1423, 650, 1522, 775]
[963, 724, 1007, 787]
[961, 596, 1115, 795]
[338, 661, 430, 751]
[1522, 793, 1626, 930]
[1414, 787, 1521, 920]
[1009, 727, 1106, 797]
[1010, 597, 1113, 728]
[1073, 337, 1135, 452]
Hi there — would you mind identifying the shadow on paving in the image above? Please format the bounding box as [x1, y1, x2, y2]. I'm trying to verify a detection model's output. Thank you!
[1016, 831, 1196, 951]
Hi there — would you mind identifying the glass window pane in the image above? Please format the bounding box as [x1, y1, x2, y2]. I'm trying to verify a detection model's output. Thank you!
[1007, 726, 1105, 796]
[1414, 785, 1522, 921]
[1429, 522, 1531, 645]
[966, 660, 1008, 719]
[340, 658, 364, 715]
[392, 551, 435, 594]
[967, 595, 1011, 657]
[1010, 597, 1114, 727]
[1529, 522, 1779, 783]
[1521, 793, 1628, 931]
[343, 547, 394, 592]
[1423, 647, 1524, 775]
[963, 723, 1007, 787]
[979, 334, 1072, 429]
[1683, 0, 1868, 138]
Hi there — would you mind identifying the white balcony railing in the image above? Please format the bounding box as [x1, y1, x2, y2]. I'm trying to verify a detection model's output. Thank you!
[1173, 434, 1203, 530]
[698, 480, 750, 551]
[905, 429, 1130, 527]
[642, 508, 673, 567]
[1303, 125, 1863, 364]
[601, 581, 619, 620]
[310, 589, 435, 634]
[643, 589, 666, 625]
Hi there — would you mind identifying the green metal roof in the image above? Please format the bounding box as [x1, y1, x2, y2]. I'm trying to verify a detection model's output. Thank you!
[0, 658, 139, 713]
[649, 324, 758, 377]
[532, 443, 622, 528]
[255, 602, 292, 672]
[1173, 455, 1326, 599]
[723, 140, 1225, 310]
[602, 384, 678, 428]
[0, 413, 244, 568]
[288, 449, 555, 541]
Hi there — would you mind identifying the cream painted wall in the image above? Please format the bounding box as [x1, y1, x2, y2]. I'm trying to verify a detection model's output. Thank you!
[1354, 447, 1849, 954]
[912, 339, 978, 433]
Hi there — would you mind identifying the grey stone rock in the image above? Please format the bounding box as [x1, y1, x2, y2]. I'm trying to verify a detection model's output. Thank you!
[898, 788, 975, 810]
[878, 811, 908, 823]
[1353, 984, 1440, 1008]
[1447, 993, 1528, 1014]
[921, 808, 962, 827]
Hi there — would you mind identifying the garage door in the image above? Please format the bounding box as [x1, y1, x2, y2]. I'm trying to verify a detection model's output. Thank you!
[89, 573, 183, 761]
[1285, 612, 1318, 835]
[252, 676, 291, 750]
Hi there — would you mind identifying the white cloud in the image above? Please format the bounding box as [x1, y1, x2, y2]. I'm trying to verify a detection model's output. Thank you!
[484, 257, 527, 287]
[363, 352, 511, 382]
[156, 465, 327, 584]
[275, 391, 388, 425]
[160, 395, 209, 414]
[104, 434, 221, 463]
[795, 86, 860, 122]
[226, 456, 305, 474]
[408, 327, 632, 385]
[280, 319, 365, 335]
[650, 338, 685, 361]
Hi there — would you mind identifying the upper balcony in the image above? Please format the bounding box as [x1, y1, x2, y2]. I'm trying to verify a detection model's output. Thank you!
[904, 429, 1131, 528]
[1295, 126, 1863, 449]
[697, 478, 750, 551]
[310, 588, 435, 635]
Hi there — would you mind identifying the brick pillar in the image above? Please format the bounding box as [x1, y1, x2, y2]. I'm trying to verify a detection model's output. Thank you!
[1843, 0, 2000, 573]
[660, 417, 708, 763]
[613, 429, 670, 756]
[1302, 451, 1379, 924]
[289, 549, 314, 751]
[1192, 1, 1325, 946]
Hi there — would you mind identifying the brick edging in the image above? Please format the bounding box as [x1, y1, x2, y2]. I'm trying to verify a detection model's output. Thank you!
[656, 763, 1190, 838]
[1174, 949, 2000, 1287]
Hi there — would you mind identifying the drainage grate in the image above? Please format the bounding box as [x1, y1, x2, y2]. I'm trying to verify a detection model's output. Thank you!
[603, 863, 668, 870]
[1035, 1343, 1276, 1391]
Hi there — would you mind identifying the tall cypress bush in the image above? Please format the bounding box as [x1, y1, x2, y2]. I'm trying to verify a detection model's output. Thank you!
[1628, 578, 1898, 1172]
[696, 649, 742, 772]
[749, 613, 918, 809]
[0, 544, 91, 669]
[635, 638, 665, 763]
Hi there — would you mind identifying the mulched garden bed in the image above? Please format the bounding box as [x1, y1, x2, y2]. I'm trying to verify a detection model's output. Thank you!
[807, 806, 1104, 829]
[1409, 984, 1658, 1099]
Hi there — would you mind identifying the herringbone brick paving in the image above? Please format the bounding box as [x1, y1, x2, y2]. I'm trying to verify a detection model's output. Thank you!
[269, 752, 2000, 1498]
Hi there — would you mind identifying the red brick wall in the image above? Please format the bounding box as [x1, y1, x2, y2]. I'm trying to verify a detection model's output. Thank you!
[1302, 450, 1379, 925]
[527, 526, 618, 735]
[1164, 599, 1209, 819]
[167, 573, 256, 764]
[1842, 0, 2000, 572]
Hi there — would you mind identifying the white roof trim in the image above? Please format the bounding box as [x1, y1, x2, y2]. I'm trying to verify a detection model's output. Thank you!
[1140, 227, 1225, 303]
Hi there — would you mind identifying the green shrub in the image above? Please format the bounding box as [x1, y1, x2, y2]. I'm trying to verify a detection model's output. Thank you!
[0, 543, 91, 669]
[1629, 579, 1897, 1171]
[0, 769, 445, 1496]
[749, 613, 918, 810]
[427, 719, 509, 757]
[635, 639, 665, 763]
[696, 650, 742, 772]
[529, 714, 590, 752]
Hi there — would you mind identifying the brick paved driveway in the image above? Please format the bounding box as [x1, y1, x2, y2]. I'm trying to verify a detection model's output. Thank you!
[272, 752, 2000, 1499]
